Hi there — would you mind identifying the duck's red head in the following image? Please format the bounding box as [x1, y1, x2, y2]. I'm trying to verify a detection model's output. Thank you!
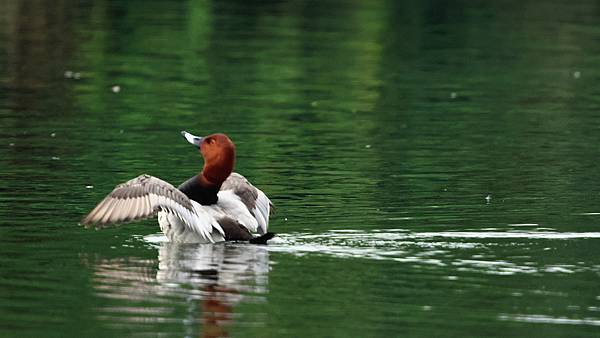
[181, 131, 235, 187]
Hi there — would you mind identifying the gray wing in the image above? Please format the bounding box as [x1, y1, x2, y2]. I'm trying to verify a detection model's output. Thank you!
[82, 174, 222, 241]
[221, 173, 272, 234]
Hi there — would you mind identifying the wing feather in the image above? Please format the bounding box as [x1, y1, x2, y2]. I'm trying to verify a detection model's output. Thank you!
[143, 195, 152, 217]
[254, 189, 271, 235]
[108, 199, 125, 223]
[99, 199, 118, 224]
[82, 174, 218, 241]
[133, 197, 143, 219]
[221, 173, 272, 234]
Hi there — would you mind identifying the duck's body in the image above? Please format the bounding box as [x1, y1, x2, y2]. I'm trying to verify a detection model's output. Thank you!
[159, 173, 272, 243]
[82, 132, 273, 244]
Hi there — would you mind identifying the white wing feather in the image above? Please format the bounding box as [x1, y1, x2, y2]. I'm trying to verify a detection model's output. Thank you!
[221, 173, 272, 234]
[82, 174, 224, 242]
[253, 189, 271, 235]
[214, 190, 259, 232]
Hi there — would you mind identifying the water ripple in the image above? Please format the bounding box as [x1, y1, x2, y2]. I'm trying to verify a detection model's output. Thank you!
[499, 314, 600, 327]
[263, 229, 600, 276]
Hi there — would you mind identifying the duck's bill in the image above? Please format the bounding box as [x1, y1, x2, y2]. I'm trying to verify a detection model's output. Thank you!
[181, 131, 203, 147]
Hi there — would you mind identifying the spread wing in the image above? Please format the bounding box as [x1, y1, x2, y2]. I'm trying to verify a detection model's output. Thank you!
[82, 174, 222, 240]
[221, 173, 273, 234]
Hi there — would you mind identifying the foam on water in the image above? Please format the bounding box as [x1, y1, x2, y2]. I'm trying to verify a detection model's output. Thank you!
[499, 314, 600, 327]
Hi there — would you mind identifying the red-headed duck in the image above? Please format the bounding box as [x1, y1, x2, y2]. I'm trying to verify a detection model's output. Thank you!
[82, 131, 274, 244]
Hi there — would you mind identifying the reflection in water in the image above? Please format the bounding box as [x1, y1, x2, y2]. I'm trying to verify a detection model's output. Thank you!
[91, 241, 270, 337]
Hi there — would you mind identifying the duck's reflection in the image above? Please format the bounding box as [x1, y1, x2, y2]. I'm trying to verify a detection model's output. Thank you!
[91, 241, 270, 337]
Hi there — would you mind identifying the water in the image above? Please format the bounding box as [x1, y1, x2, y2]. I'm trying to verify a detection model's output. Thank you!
[2, 0, 600, 336]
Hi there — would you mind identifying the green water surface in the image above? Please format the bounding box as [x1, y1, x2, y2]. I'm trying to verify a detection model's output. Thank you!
[2, 0, 600, 337]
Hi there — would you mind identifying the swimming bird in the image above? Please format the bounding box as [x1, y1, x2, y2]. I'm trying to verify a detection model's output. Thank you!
[82, 131, 274, 244]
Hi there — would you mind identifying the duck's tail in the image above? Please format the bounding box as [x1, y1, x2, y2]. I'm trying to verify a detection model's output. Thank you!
[249, 232, 275, 245]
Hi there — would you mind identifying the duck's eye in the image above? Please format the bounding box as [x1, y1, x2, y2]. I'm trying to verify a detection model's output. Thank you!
[206, 138, 214, 144]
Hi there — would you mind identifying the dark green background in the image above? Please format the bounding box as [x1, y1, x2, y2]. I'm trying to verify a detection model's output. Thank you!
[1, 0, 600, 336]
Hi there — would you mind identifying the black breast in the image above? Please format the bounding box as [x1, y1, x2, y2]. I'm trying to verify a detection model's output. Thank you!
[178, 176, 219, 205]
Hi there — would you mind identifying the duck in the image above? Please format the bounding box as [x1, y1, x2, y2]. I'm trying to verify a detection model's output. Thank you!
[82, 131, 274, 244]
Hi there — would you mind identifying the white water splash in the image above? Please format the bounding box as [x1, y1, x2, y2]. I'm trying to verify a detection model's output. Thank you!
[267, 229, 600, 275]
[499, 313, 600, 326]
[143, 229, 600, 276]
